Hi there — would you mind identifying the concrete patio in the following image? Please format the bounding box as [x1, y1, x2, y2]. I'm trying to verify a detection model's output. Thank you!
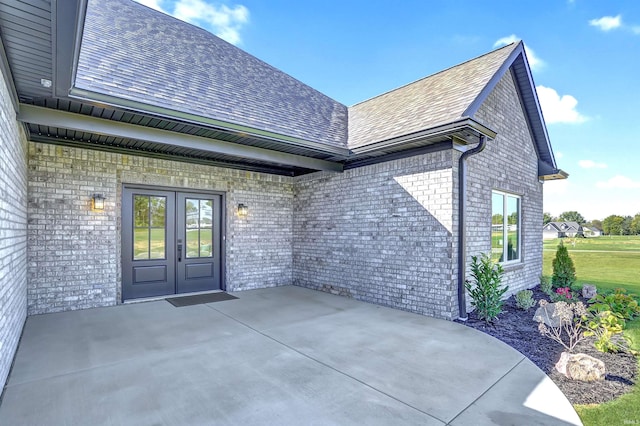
[0, 286, 581, 425]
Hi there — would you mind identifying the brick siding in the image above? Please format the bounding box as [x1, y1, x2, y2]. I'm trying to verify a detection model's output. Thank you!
[0, 72, 28, 389]
[27, 144, 293, 314]
[293, 151, 458, 319]
[465, 71, 544, 303]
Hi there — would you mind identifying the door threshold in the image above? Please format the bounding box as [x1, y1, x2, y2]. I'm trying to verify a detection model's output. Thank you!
[123, 290, 226, 305]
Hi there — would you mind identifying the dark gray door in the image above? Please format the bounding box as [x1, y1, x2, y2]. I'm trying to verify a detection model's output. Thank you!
[176, 193, 221, 294]
[122, 188, 222, 300]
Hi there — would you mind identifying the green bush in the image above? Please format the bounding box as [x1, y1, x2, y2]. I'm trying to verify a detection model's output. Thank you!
[539, 275, 552, 295]
[465, 253, 508, 323]
[590, 288, 640, 322]
[515, 290, 535, 310]
[583, 310, 626, 353]
[551, 241, 576, 288]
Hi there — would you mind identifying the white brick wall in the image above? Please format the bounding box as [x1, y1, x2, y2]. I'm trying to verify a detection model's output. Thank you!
[0, 70, 28, 390]
[27, 144, 293, 314]
[465, 71, 543, 303]
[23, 68, 544, 323]
[293, 151, 458, 319]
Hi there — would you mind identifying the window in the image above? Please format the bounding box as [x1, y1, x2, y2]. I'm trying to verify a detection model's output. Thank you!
[491, 191, 520, 263]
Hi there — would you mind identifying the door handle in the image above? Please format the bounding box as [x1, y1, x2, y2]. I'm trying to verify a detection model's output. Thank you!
[177, 243, 182, 262]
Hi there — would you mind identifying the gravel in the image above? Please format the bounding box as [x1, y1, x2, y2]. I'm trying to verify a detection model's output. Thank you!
[457, 287, 638, 405]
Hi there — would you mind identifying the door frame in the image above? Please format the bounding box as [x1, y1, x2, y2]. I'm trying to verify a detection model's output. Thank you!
[120, 184, 227, 302]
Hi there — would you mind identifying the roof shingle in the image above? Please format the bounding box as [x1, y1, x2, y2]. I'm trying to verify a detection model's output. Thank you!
[75, 0, 348, 148]
[347, 43, 518, 149]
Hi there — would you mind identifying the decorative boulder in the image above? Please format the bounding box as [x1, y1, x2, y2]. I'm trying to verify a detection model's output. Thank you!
[582, 284, 597, 300]
[555, 352, 606, 382]
[533, 302, 563, 327]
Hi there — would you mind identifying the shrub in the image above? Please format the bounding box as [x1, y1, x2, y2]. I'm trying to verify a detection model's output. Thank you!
[465, 253, 508, 323]
[515, 290, 535, 310]
[552, 241, 576, 289]
[536, 300, 588, 352]
[589, 288, 640, 322]
[583, 310, 626, 353]
[539, 275, 553, 295]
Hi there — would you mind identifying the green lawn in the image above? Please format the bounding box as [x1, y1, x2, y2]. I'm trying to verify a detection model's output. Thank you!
[574, 318, 640, 425]
[543, 235, 640, 252]
[543, 236, 640, 294]
[543, 236, 640, 425]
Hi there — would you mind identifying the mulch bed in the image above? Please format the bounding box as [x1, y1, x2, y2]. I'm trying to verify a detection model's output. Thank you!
[457, 287, 638, 405]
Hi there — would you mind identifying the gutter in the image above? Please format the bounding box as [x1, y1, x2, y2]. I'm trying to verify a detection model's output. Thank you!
[457, 135, 487, 320]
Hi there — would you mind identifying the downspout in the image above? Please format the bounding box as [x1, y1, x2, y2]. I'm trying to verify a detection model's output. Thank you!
[457, 135, 487, 320]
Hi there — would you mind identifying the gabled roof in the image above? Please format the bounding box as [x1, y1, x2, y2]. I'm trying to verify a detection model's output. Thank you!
[545, 222, 582, 232]
[349, 41, 566, 179]
[349, 44, 518, 149]
[0, 0, 566, 178]
[75, 0, 348, 149]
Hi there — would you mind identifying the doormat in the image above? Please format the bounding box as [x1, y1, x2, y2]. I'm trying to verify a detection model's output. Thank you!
[166, 292, 238, 307]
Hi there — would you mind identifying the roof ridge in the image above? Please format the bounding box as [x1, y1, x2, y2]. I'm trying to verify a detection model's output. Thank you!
[349, 42, 519, 108]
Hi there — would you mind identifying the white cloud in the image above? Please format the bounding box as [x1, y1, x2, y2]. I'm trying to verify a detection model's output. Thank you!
[544, 179, 570, 196]
[493, 35, 544, 71]
[578, 160, 607, 169]
[536, 85, 588, 124]
[555, 151, 564, 159]
[633, 26, 640, 34]
[134, 0, 249, 45]
[596, 175, 640, 189]
[136, 0, 166, 12]
[589, 15, 622, 31]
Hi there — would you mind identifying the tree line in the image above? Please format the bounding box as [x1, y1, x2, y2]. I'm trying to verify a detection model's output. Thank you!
[543, 211, 640, 236]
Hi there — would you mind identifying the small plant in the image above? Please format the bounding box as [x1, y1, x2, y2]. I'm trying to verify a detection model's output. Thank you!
[536, 300, 588, 352]
[515, 290, 535, 310]
[551, 241, 576, 289]
[551, 286, 576, 303]
[589, 288, 640, 321]
[539, 275, 553, 295]
[465, 253, 508, 323]
[583, 310, 626, 353]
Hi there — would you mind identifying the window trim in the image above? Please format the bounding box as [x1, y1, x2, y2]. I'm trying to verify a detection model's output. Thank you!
[491, 190, 522, 265]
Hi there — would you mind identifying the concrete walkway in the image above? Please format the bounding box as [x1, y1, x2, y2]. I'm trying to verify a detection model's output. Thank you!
[0, 286, 581, 425]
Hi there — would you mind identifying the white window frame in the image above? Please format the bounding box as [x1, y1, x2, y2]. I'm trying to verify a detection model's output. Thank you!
[491, 190, 521, 265]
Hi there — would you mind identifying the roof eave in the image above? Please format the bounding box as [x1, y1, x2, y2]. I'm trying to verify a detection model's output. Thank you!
[68, 87, 351, 158]
[539, 160, 569, 180]
[349, 117, 497, 155]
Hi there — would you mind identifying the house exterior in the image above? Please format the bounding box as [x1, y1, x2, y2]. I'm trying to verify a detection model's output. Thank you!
[543, 222, 584, 239]
[0, 0, 566, 390]
[583, 226, 603, 237]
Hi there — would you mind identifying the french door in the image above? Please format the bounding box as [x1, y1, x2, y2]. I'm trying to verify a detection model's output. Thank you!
[122, 187, 222, 300]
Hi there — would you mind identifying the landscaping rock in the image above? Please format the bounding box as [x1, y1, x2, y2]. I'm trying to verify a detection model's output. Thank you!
[582, 284, 597, 299]
[555, 352, 606, 382]
[533, 302, 563, 327]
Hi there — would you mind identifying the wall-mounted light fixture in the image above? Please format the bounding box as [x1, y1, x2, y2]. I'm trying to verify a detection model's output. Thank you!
[237, 203, 248, 218]
[92, 194, 105, 210]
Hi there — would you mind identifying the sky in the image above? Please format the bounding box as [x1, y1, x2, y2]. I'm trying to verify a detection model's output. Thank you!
[134, 0, 640, 222]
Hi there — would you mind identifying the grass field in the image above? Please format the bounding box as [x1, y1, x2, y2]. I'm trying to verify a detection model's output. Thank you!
[574, 318, 640, 425]
[543, 236, 640, 425]
[543, 236, 640, 294]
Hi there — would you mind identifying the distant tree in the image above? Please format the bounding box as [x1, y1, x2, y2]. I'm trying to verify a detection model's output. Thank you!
[543, 212, 555, 225]
[602, 215, 625, 235]
[558, 211, 586, 224]
[631, 214, 640, 235]
[622, 216, 633, 236]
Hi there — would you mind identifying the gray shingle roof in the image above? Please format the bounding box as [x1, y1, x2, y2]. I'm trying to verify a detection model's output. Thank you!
[75, 0, 348, 148]
[348, 43, 518, 149]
